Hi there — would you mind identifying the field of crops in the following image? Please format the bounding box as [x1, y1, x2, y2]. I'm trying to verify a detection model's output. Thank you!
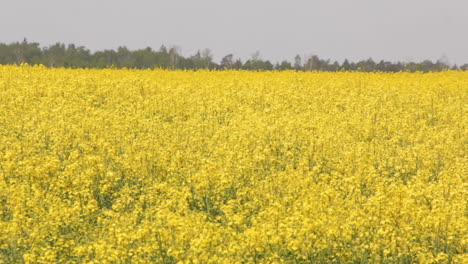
[0, 65, 466, 263]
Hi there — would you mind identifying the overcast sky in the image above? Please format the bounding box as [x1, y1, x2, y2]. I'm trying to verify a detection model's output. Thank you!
[1, 0, 467, 65]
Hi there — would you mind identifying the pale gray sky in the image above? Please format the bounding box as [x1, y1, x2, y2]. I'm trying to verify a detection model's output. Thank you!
[1, 0, 467, 65]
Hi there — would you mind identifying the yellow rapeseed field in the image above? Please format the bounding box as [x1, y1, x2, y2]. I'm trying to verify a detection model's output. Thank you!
[0, 65, 466, 264]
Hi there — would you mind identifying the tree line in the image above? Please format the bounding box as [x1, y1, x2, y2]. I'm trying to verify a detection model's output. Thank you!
[1, 39, 467, 72]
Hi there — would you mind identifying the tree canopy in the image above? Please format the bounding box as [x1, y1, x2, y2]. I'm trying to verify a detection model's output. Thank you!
[0, 39, 465, 72]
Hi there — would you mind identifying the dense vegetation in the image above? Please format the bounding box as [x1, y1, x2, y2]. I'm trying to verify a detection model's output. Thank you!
[1, 65, 466, 263]
[1, 39, 466, 72]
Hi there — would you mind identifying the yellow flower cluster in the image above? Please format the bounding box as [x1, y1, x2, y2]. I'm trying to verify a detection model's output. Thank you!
[0, 65, 466, 263]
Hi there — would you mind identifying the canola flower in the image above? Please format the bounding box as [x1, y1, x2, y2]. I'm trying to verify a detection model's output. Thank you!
[0, 65, 467, 263]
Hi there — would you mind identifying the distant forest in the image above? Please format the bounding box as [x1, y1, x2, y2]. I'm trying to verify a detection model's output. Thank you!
[1, 39, 467, 72]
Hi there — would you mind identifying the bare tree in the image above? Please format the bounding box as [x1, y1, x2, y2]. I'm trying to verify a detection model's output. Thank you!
[294, 54, 302, 70]
[201, 48, 213, 68]
[169, 46, 180, 69]
[251, 50, 261, 62]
